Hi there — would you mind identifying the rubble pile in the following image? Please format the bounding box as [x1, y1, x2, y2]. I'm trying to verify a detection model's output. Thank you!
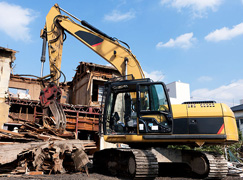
[0, 100, 96, 175]
[0, 97, 98, 176]
[0, 120, 74, 143]
[0, 140, 96, 175]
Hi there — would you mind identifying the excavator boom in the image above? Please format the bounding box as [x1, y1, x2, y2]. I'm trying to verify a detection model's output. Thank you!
[43, 4, 144, 85]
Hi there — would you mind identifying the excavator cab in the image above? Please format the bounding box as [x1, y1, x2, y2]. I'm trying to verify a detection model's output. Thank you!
[102, 77, 172, 136]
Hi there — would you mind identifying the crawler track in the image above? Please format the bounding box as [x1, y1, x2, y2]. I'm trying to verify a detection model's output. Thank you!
[182, 150, 228, 179]
[124, 149, 159, 179]
[204, 152, 228, 179]
[94, 148, 158, 179]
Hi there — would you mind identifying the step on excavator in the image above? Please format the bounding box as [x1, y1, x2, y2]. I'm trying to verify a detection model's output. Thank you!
[39, 4, 238, 179]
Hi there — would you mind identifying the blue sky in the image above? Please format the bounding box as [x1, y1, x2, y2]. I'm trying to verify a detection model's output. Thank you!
[0, 0, 243, 107]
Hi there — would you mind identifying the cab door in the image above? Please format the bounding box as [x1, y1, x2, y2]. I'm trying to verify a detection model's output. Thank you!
[136, 82, 173, 134]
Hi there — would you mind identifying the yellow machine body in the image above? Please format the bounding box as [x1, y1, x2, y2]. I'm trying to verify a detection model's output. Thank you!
[104, 102, 238, 146]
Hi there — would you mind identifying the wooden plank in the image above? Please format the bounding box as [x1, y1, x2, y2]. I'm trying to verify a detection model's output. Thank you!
[0, 142, 17, 145]
[37, 134, 65, 141]
[83, 143, 96, 147]
[0, 129, 24, 137]
[26, 171, 43, 175]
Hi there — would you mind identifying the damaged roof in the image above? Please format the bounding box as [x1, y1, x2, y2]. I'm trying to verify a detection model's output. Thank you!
[0, 46, 17, 53]
[0, 46, 18, 62]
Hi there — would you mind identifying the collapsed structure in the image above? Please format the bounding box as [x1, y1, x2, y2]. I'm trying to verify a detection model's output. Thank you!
[6, 62, 117, 130]
[5, 61, 119, 135]
[72, 62, 119, 106]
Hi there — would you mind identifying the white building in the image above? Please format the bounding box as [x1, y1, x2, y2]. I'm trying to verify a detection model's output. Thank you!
[166, 81, 190, 104]
[231, 102, 243, 138]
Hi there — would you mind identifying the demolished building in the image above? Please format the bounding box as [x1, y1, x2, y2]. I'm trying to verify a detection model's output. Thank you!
[0, 47, 17, 129]
[3, 55, 120, 141]
[0, 46, 120, 174]
[71, 61, 120, 106]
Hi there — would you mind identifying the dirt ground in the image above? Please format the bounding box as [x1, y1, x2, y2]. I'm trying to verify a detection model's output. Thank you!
[0, 173, 242, 180]
[0, 164, 241, 180]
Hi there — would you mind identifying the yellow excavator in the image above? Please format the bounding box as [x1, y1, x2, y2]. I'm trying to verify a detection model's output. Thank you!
[40, 4, 238, 179]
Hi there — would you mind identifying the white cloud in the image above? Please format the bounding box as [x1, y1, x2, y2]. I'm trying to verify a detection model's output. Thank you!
[0, 2, 36, 41]
[191, 79, 243, 107]
[160, 0, 222, 17]
[156, 32, 196, 49]
[198, 76, 213, 82]
[144, 71, 165, 81]
[104, 10, 135, 22]
[205, 23, 243, 42]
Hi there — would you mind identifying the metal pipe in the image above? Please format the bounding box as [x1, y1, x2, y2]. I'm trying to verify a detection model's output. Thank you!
[124, 57, 128, 79]
[40, 62, 44, 78]
[75, 112, 79, 139]
[58, 5, 82, 23]
[40, 32, 47, 77]
[224, 145, 228, 161]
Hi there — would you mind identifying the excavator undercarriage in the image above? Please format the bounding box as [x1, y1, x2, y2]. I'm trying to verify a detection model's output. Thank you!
[94, 147, 228, 179]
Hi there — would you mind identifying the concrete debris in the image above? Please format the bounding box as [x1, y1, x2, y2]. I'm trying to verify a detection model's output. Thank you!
[228, 162, 243, 177]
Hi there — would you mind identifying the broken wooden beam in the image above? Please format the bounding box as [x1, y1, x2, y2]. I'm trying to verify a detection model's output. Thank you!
[0, 129, 24, 137]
